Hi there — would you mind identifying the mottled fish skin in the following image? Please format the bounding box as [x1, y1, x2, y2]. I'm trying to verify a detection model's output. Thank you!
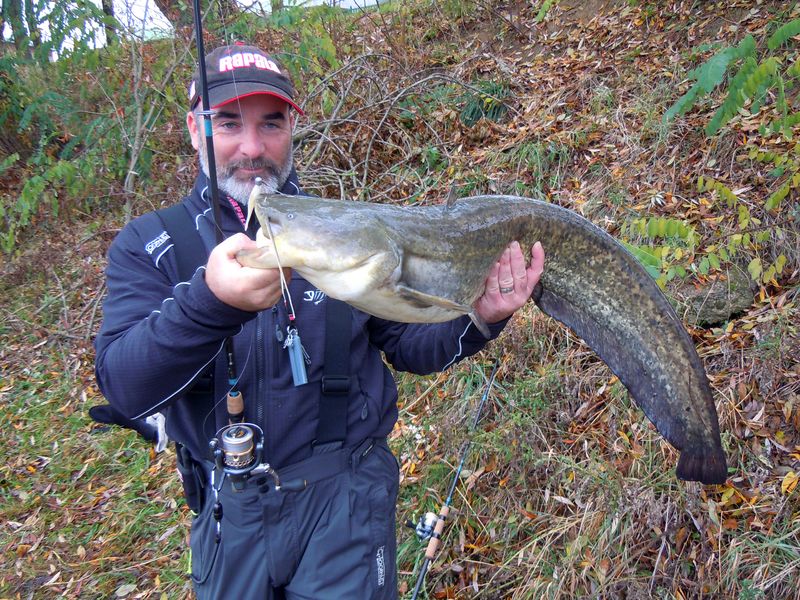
[238, 192, 727, 485]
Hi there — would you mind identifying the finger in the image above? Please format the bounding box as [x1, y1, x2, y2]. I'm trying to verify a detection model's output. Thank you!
[508, 241, 528, 283]
[221, 233, 255, 259]
[484, 260, 501, 294]
[525, 241, 545, 293]
[497, 246, 514, 292]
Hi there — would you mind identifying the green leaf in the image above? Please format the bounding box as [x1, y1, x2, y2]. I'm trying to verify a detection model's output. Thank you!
[747, 257, 762, 281]
[765, 181, 791, 210]
[664, 83, 702, 122]
[767, 19, 800, 51]
[788, 57, 800, 79]
[775, 254, 787, 274]
[738, 204, 750, 229]
[0, 153, 19, 176]
[691, 45, 739, 93]
[706, 57, 767, 136]
[623, 242, 662, 278]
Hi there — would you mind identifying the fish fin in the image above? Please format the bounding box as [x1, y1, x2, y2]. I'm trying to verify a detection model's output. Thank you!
[235, 246, 276, 269]
[446, 186, 458, 209]
[676, 448, 728, 485]
[469, 311, 491, 339]
[395, 284, 471, 312]
[245, 184, 262, 230]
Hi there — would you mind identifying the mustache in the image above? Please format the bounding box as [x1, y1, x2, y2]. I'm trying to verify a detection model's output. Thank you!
[221, 158, 279, 179]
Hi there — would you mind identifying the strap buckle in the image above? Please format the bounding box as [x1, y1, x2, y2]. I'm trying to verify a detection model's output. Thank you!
[321, 375, 350, 395]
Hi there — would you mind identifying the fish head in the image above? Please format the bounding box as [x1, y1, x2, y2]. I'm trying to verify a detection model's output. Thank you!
[240, 191, 401, 300]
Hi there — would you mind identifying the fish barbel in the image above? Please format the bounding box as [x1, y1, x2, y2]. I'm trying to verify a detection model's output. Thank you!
[237, 190, 727, 485]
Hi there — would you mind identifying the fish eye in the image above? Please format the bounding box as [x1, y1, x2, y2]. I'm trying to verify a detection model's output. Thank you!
[287, 213, 294, 220]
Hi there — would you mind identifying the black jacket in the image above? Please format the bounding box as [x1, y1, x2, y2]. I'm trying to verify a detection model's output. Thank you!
[94, 171, 506, 466]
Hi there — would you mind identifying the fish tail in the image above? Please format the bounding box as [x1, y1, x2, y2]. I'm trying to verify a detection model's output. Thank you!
[676, 448, 727, 485]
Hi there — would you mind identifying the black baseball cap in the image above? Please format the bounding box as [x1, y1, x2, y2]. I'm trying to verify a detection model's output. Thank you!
[188, 43, 303, 115]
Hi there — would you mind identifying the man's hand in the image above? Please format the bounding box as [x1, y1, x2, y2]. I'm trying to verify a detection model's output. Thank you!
[205, 233, 290, 312]
[473, 241, 544, 324]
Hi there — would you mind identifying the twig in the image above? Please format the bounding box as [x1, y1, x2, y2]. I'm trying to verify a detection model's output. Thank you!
[84, 282, 106, 341]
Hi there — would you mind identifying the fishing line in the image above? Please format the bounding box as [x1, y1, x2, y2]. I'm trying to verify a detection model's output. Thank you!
[255, 182, 298, 319]
[200, 339, 255, 434]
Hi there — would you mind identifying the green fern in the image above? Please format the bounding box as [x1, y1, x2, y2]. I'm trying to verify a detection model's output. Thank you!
[767, 18, 800, 51]
[663, 36, 756, 123]
[706, 57, 778, 135]
[536, 0, 558, 23]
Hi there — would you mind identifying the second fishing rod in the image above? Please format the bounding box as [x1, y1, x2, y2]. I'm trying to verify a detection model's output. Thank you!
[409, 360, 499, 600]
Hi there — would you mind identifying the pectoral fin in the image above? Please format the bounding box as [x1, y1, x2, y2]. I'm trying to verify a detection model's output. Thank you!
[394, 284, 491, 338]
[236, 246, 277, 269]
[396, 284, 471, 312]
[468, 311, 491, 339]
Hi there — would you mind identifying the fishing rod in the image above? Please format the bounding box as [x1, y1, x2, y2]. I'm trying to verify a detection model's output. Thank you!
[191, 0, 243, 424]
[409, 361, 499, 600]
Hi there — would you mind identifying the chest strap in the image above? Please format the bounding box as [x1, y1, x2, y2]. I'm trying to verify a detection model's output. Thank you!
[156, 203, 207, 280]
[316, 298, 352, 445]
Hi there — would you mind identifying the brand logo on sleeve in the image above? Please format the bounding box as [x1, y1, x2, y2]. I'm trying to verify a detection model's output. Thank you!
[145, 231, 170, 255]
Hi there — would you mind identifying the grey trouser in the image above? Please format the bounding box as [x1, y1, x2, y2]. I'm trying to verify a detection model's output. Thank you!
[190, 439, 399, 599]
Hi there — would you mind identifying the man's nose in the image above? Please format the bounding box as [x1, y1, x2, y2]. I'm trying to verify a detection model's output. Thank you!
[238, 126, 266, 157]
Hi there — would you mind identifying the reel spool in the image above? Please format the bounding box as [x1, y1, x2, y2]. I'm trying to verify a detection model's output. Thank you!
[210, 423, 265, 488]
[219, 424, 257, 469]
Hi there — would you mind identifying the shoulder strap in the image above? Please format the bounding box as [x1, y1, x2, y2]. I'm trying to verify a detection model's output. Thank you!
[315, 298, 352, 445]
[156, 204, 207, 281]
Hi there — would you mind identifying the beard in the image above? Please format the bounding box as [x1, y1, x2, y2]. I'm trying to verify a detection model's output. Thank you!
[198, 144, 293, 206]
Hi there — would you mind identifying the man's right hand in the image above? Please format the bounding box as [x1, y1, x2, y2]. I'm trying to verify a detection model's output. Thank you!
[205, 233, 290, 312]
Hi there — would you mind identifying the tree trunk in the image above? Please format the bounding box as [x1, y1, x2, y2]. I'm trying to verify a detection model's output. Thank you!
[101, 0, 117, 45]
[22, 0, 39, 49]
[2, 0, 27, 52]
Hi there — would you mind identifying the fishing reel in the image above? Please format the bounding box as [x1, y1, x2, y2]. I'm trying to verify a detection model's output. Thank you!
[209, 423, 305, 492]
[408, 512, 439, 541]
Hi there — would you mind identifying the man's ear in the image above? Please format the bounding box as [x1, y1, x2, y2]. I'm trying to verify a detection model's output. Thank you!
[186, 111, 200, 151]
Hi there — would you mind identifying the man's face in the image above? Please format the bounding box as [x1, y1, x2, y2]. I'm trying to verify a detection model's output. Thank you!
[187, 93, 295, 205]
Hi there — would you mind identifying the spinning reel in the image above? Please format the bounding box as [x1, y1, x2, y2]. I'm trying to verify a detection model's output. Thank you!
[209, 423, 305, 492]
[408, 512, 439, 541]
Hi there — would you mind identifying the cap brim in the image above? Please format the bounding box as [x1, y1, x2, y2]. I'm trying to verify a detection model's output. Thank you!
[208, 82, 304, 115]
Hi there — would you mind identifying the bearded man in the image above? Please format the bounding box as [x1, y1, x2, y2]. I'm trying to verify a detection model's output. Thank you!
[94, 43, 544, 599]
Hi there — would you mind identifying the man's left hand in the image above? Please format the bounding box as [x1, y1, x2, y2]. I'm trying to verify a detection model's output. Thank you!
[474, 241, 545, 324]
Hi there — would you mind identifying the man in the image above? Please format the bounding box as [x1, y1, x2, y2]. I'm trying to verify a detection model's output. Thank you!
[94, 43, 544, 599]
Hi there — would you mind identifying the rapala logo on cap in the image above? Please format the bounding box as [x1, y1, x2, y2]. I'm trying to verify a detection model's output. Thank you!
[218, 52, 281, 74]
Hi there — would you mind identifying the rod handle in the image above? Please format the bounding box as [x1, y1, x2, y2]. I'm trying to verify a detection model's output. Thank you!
[423, 505, 450, 560]
[227, 391, 244, 424]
